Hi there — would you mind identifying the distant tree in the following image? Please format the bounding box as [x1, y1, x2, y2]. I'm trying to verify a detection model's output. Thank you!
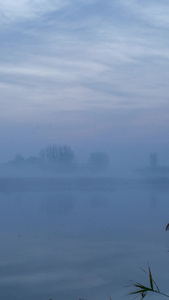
[40, 145, 58, 162]
[11, 154, 25, 166]
[88, 151, 109, 171]
[39, 144, 74, 165]
[26, 156, 40, 165]
[150, 152, 158, 169]
[57, 145, 74, 163]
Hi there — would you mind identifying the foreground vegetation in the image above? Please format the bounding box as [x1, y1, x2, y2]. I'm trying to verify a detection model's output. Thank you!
[129, 225, 169, 299]
[128, 265, 169, 299]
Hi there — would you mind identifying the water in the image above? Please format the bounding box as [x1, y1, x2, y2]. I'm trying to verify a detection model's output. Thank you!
[0, 179, 169, 300]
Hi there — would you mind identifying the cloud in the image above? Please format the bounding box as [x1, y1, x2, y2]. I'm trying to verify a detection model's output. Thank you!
[0, 0, 69, 23]
[118, 0, 169, 28]
[0, 0, 169, 159]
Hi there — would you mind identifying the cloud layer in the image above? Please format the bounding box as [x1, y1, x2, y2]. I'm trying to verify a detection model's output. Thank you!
[0, 0, 169, 161]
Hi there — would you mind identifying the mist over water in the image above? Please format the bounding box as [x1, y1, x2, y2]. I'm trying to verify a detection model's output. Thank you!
[1, 0, 169, 299]
[0, 177, 168, 300]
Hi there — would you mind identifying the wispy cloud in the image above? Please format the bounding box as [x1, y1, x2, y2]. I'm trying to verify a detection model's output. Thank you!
[118, 0, 169, 28]
[0, 0, 69, 23]
[0, 0, 169, 159]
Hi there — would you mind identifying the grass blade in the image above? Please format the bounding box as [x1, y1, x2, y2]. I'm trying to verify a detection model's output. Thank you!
[148, 266, 153, 290]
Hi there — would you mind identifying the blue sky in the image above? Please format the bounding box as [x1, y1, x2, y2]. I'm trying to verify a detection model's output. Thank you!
[0, 0, 169, 165]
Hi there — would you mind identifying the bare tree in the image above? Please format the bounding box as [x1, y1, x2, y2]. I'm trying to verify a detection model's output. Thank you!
[150, 152, 158, 169]
[39, 144, 74, 164]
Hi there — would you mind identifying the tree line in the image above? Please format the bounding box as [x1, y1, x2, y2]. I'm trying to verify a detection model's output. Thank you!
[7, 144, 110, 173]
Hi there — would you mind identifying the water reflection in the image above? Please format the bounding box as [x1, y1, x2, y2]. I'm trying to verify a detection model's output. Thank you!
[0, 183, 168, 299]
[40, 193, 75, 217]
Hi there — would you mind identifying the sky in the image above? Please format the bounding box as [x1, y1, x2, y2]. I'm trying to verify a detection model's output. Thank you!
[0, 0, 169, 166]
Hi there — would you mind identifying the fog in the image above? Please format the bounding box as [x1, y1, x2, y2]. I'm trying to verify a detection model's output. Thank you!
[1, 0, 169, 299]
[0, 161, 168, 299]
[0, 138, 168, 299]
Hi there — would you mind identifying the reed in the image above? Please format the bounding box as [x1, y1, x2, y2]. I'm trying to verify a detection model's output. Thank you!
[128, 224, 169, 299]
[128, 265, 169, 299]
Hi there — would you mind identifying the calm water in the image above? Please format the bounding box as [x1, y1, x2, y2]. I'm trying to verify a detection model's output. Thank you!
[0, 179, 169, 300]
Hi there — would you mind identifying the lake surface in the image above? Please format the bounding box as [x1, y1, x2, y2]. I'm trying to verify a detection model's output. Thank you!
[0, 177, 169, 300]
